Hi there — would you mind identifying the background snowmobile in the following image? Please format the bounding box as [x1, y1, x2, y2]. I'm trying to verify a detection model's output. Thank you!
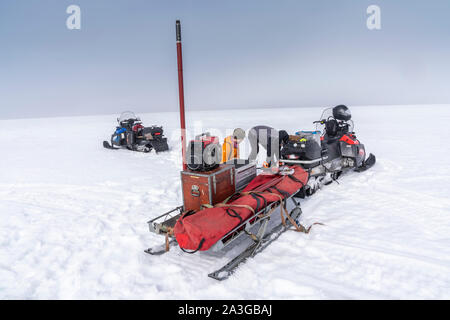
[103, 111, 169, 153]
[280, 105, 376, 196]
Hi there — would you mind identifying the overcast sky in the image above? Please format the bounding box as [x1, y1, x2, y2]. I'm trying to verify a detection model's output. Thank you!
[0, 0, 449, 119]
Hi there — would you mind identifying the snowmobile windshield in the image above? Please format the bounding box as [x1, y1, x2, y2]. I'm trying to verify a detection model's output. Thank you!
[315, 108, 354, 133]
[315, 108, 333, 133]
[346, 119, 355, 133]
[118, 111, 140, 123]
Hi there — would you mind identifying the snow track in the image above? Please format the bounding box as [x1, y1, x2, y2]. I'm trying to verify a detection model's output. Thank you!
[1, 105, 449, 299]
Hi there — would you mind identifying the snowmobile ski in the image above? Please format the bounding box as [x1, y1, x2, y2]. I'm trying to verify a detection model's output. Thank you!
[354, 153, 376, 172]
[103, 141, 119, 149]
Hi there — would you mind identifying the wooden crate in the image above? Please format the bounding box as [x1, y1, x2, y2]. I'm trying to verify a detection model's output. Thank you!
[181, 165, 236, 212]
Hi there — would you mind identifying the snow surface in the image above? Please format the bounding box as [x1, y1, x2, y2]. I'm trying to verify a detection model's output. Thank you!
[1, 105, 450, 299]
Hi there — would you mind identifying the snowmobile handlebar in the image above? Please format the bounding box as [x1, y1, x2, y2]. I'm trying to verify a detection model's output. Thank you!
[314, 119, 348, 125]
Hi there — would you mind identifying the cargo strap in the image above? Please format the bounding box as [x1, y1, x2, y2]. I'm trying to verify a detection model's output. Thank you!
[215, 203, 255, 215]
[180, 238, 205, 254]
[268, 186, 290, 203]
[226, 208, 243, 223]
[286, 173, 306, 187]
[281, 204, 324, 233]
[220, 192, 243, 205]
[179, 209, 202, 221]
[249, 192, 268, 213]
[243, 191, 285, 218]
[257, 190, 323, 234]
[264, 173, 322, 233]
[243, 192, 272, 241]
[215, 192, 256, 223]
[200, 202, 249, 224]
[218, 190, 276, 219]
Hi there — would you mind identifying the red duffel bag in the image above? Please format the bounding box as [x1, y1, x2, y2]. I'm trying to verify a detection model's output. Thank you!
[173, 166, 308, 252]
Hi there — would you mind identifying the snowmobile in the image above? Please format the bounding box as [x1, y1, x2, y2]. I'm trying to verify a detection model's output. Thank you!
[280, 105, 376, 196]
[103, 111, 169, 153]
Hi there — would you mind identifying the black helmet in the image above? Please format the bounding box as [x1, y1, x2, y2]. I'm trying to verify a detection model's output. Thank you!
[278, 130, 289, 144]
[332, 105, 351, 121]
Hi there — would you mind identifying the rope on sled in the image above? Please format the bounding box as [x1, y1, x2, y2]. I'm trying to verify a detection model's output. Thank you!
[255, 190, 324, 234]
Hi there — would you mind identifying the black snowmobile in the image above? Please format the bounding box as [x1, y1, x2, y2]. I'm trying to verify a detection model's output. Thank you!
[280, 105, 376, 196]
[103, 111, 169, 153]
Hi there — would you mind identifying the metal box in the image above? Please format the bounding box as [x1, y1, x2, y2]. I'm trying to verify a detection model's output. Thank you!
[181, 165, 235, 212]
[234, 162, 257, 191]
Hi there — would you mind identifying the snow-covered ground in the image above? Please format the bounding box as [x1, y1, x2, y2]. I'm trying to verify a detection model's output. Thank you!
[1, 105, 449, 299]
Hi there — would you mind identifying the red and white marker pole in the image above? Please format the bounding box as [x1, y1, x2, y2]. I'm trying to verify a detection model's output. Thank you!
[176, 20, 187, 171]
